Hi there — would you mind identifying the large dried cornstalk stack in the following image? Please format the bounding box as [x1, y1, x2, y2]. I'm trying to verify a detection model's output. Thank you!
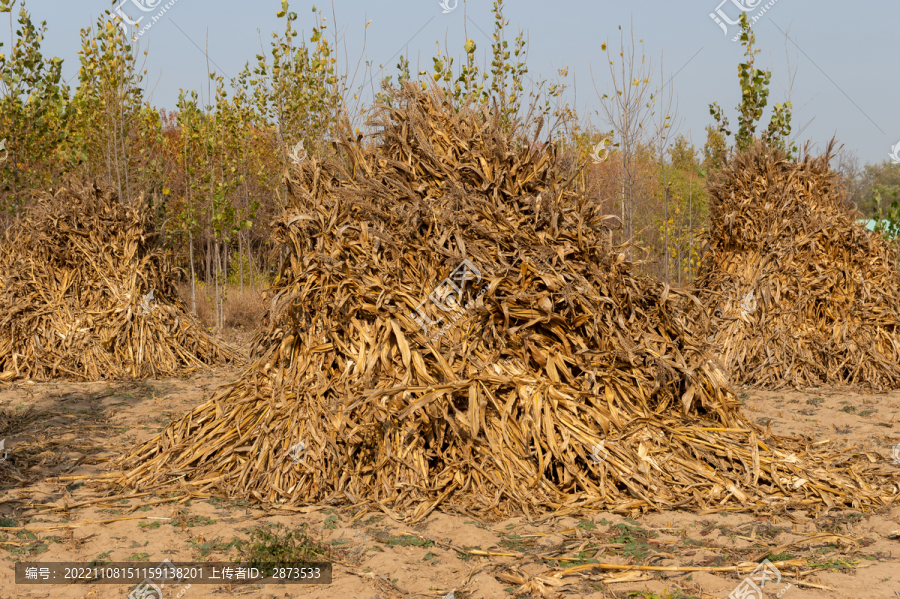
[0, 181, 241, 381]
[694, 141, 900, 389]
[111, 87, 898, 518]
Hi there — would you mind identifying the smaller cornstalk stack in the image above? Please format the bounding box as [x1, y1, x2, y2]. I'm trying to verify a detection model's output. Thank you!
[694, 140, 900, 389]
[0, 180, 241, 381]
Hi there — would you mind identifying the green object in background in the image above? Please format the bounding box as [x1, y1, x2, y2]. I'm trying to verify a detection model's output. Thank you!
[872, 187, 900, 240]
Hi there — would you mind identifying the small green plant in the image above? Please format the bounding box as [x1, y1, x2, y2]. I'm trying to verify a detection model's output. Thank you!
[576, 519, 597, 531]
[383, 534, 433, 548]
[455, 546, 481, 562]
[709, 13, 795, 159]
[188, 536, 241, 560]
[126, 552, 150, 561]
[498, 533, 536, 552]
[806, 556, 854, 571]
[239, 523, 334, 570]
[170, 515, 215, 528]
[767, 552, 794, 562]
[610, 523, 658, 561]
[138, 521, 161, 529]
[567, 545, 600, 566]
[873, 187, 900, 241]
[626, 590, 690, 599]
[89, 550, 113, 567]
[323, 514, 339, 530]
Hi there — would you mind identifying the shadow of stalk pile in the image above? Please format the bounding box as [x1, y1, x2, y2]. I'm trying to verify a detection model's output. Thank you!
[695, 140, 900, 390]
[0, 180, 241, 381]
[0, 402, 109, 489]
[111, 86, 898, 520]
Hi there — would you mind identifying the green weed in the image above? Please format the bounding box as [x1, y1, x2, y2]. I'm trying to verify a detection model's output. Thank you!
[238, 523, 334, 570]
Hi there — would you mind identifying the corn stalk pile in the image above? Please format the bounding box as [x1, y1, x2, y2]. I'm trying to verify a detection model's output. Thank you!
[694, 141, 900, 390]
[0, 181, 241, 381]
[111, 87, 898, 519]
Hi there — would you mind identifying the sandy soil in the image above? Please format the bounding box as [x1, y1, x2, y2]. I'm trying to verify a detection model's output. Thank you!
[1, 373, 898, 599]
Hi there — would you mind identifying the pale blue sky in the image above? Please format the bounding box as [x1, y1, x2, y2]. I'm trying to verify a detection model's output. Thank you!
[24, 0, 900, 166]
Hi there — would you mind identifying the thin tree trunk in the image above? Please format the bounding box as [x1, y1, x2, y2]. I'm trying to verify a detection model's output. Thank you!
[214, 238, 221, 328]
[248, 238, 255, 294]
[239, 230, 244, 295]
[662, 161, 669, 285]
[120, 97, 130, 205]
[10, 146, 20, 219]
[189, 230, 197, 314]
[111, 111, 123, 203]
[676, 207, 684, 289]
[104, 118, 113, 193]
[204, 234, 210, 287]
[221, 240, 229, 328]
[688, 176, 694, 282]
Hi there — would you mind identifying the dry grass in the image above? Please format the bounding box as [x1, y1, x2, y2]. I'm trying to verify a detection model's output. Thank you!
[175, 282, 267, 332]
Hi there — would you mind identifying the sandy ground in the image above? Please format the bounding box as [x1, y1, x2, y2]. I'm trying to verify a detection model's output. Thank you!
[1, 372, 899, 599]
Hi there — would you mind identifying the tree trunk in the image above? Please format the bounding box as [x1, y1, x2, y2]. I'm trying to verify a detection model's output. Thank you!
[238, 230, 244, 295]
[688, 176, 694, 282]
[214, 238, 221, 329]
[110, 111, 123, 204]
[205, 234, 211, 287]
[221, 240, 229, 328]
[662, 161, 669, 285]
[248, 239, 255, 294]
[189, 230, 197, 314]
[120, 98, 130, 205]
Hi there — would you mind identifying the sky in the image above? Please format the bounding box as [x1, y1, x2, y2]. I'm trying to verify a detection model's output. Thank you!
[23, 0, 900, 167]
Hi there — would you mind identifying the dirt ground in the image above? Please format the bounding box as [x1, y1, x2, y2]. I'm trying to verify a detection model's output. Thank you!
[1, 369, 898, 599]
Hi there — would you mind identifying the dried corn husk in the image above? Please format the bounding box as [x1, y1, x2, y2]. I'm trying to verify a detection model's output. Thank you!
[0, 180, 241, 381]
[110, 87, 899, 518]
[695, 140, 900, 390]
